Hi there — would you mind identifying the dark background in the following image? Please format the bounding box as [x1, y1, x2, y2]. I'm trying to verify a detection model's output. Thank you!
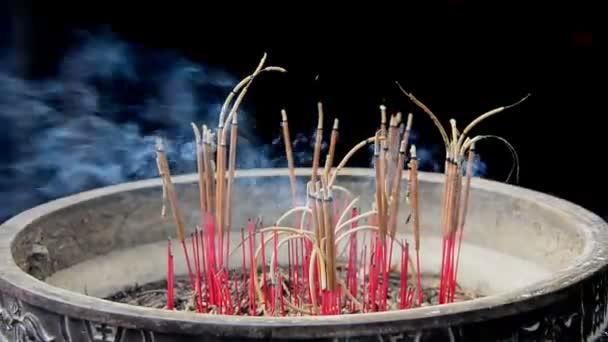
[0, 2, 597, 219]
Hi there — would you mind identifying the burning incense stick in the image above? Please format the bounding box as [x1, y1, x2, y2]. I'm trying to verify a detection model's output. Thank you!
[202, 126, 215, 215]
[225, 112, 239, 236]
[380, 105, 387, 137]
[409, 145, 424, 305]
[453, 142, 475, 298]
[155, 138, 195, 290]
[281, 109, 299, 208]
[311, 104, 324, 247]
[192, 124, 207, 214]
[387, 140, 407, 238]
[166, 239, 174, 310]
[144, 58, 530, 317]
[325, 118, 339, 180]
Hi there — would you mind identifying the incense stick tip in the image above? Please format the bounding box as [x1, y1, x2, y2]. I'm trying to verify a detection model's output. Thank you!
[317, 106, 324, 129]
[399, 140, 407, 153]
[155, 137, 165, 151]
[406, 113, 414, 130]
[410, 145, 417, 158]
[374, 136, 380, 156]
[333, 118, 339, 130]
[191, 122, 201, 143]
[281, 109, 288, 121]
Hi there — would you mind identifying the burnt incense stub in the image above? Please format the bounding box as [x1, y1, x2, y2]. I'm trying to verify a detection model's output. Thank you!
[1, 168, 608, 341]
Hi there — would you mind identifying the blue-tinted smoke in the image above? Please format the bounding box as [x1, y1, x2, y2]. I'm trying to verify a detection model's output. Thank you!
[0, 34, 238, 221]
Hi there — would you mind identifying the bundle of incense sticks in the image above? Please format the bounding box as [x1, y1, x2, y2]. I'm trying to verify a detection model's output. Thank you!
[397, 83, 529, 304]
[153, 55, 528, 316]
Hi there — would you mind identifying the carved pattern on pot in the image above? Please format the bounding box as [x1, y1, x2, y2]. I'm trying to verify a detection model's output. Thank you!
[0, 297, 55, 342]
[85, 321, 124, 342]
[83, 320, 155, 342]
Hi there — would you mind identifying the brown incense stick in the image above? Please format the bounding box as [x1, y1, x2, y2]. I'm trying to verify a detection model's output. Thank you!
[155, 138, 186, 242]
[379, 138, 388, 240]
[202, 126, 215, 215]
[329, 136, 375, 186]
[388, 140, 407, 238]
[396, 82, 450, 148]
[311, 103, 324, 244]
[449, 120, 461, 235]
[386, 115, 399, 188]
[225, 112, 239, 234]
[455, 94, 530, 149]
[379, 105, 387, 138]
[325, 118, 339, 179]
[192, 123, 207, 214]
[409, 145, 420, 252]
[281, 109, 298, 207]
[409, 145, 424, 306]
[215, 132, 226, 237]
[373, 135, 387, 240]
[454, 143, 475, 285]
[321, 162, 336, 290]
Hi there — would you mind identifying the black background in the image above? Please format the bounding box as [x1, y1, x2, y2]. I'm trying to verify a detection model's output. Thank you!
[0, 2, 598, 216]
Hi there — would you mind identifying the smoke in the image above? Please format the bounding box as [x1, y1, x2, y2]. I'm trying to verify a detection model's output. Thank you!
[0, 34, 240, 222]
[408, 129, 488, 176]
[0, 33, 489, 223]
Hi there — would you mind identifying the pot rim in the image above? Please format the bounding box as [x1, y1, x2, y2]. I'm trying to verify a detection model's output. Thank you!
[1, 167, 607, 337]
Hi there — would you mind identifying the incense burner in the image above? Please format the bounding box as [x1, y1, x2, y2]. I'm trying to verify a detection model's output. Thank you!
[1, 168, 608, 341]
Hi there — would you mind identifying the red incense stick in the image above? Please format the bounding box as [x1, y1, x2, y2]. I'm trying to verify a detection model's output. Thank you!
[167, 239, 174, 310]
[260, 230, 269, 311]
[192, 233, 203, 313]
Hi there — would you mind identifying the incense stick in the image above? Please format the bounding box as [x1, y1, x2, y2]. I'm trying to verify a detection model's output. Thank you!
[147, 60, 528, 316]
[155, 138, 195, 291]
[311, 104, 324, 249]
[387, 140, 407, 238]
[225, 112, 239, 237]
[281, 109, 299, 208]
[202, 126, 215, 215]
[325, 118, 339, 180]
[453, 143, 475, 299]
[192, 123, 207, 214]
[408, 145, 424, 305]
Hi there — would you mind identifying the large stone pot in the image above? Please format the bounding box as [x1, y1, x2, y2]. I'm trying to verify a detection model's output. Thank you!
[1, 168, 607, 341]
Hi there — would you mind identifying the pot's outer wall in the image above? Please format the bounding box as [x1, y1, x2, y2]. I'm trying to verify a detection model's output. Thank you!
[1, 268, 608, 342]
[2, 168, 608, 341]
